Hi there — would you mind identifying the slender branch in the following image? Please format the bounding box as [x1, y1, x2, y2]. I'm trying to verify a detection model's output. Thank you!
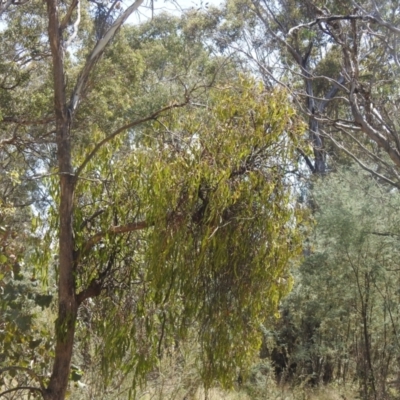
[69, 0, 144, 116]
[1, 116, 55, 125]
[368, 231, 400, 237]
[0, 386, 43, 398]
[367, 13, 400, 35]
[349, 84, 400, 168]
[60, 0, 78, 30]
[279, 66, 349, 95]
[297, 148, 315, 173]
[331, 124, 400, 179]
[75, 100, 190, 177]
[81, 219, 149, 256]
[250, 1, 303, 66]
[65, 0, 81, 48]
[0, 366, 45, 390]
[329, 134, 400, 188]
[288, 14, 397, 35]
[79, 210, 187, 259]
[286, 9, 400, 36]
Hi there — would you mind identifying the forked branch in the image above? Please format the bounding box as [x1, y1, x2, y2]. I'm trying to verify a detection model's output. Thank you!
[69, 0, 144, 116]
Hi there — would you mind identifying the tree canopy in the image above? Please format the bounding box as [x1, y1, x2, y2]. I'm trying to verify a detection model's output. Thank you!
[0, 2, 308, 399]
[2, 1, 400, 399]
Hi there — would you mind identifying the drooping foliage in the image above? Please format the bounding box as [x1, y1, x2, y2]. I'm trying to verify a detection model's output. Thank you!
[61, 78, 307, 390]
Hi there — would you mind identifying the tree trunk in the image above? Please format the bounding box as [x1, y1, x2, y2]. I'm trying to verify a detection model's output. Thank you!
[44, 1, 77, 399]
[304, 68, 326, 174]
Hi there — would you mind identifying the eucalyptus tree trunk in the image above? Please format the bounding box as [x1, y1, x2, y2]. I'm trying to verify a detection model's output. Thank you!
[44, 1, 77, 399]
[43, 0, 143, 398]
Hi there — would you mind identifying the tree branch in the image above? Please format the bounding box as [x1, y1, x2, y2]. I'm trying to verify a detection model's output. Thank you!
[349, 85, 400, 169]
[69, 0, 144, 116]
[1, 116, 55, 125]
[287, 11, 400, 36]
[75, 100, 190, 177]
[250, 0, 303, 66]
[0, 386, 44, 398]
[60, 0, 78, 30]
[329, 134, 400, 188]
[331, 124, 400, 180]
[0, 366, 45, 391]
[80, 219, 149, 257]
[65, 0, 81, 48]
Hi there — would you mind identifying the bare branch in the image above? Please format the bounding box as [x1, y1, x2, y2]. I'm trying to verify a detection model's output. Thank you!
[60, 0, 78, 30]
[0, 386, 44, 398]
[288, 14, 360, 36]
[250, 1, 303, 66]
[69, 0, 144, 116]
[329, 134, 400, 188]
[65, 0, 81, 48]
[331, 125, 396, 174]
[349, 86, 400, 169]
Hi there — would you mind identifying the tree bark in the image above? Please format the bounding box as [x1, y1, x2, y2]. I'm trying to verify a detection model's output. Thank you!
[44, 1, 77, 399]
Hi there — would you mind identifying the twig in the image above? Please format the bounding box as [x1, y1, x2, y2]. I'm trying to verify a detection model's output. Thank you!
[0, 386, 44, 398]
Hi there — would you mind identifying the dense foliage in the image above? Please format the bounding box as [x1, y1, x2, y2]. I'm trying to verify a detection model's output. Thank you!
[266, 169, 400, 399]
[1, 0, 400, 399]
[0, 2, 307, 399]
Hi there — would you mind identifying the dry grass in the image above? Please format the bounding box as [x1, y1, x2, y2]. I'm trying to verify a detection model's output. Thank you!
[138, 385, 357, 400]
[69, 342, 359, 400]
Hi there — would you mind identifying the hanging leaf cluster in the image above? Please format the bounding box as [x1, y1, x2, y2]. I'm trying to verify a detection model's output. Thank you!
[72, 77, 307, 389]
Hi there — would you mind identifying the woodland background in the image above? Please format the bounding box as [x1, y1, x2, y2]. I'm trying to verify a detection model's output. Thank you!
[1, 0, 400, 399]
